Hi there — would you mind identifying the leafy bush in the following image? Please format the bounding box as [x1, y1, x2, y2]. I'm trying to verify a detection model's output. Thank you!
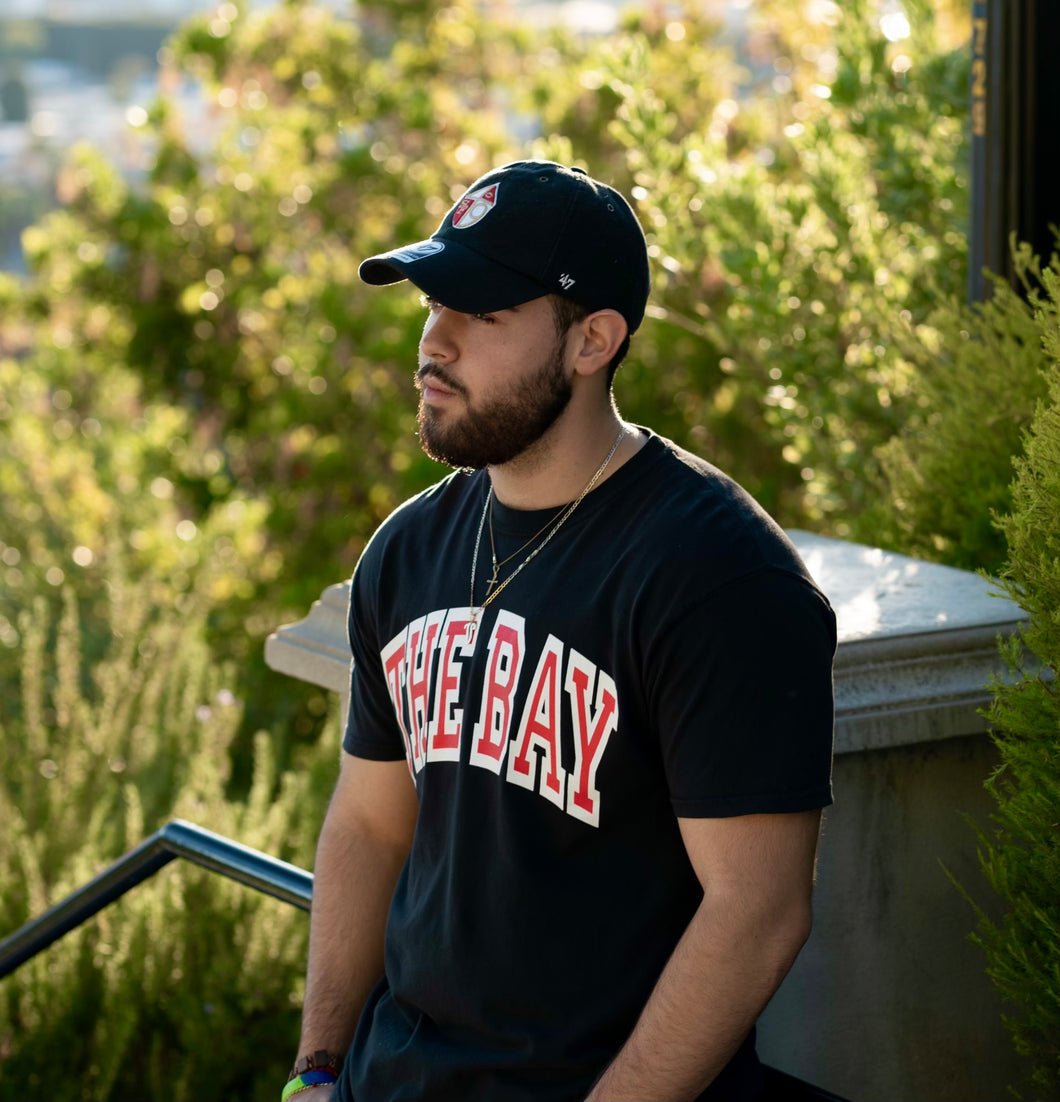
[0, 569, 336, 1102]
[973, 266, 1060, 1100]
[582, 0, 970, 531]
[0, 349, 273, 734]
[861, 242, 1057, 572]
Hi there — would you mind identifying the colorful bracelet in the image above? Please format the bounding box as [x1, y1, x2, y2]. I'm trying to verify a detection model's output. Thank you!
[281, 1068, 338, 1101]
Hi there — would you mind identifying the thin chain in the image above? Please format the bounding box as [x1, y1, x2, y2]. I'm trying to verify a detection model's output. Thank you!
[469, 427, 627, 623]
[488, 492, 560, 575]
[468, 491, 491, 620]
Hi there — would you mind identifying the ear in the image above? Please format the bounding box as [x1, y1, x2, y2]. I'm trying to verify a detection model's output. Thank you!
[569, 309, 628, 378]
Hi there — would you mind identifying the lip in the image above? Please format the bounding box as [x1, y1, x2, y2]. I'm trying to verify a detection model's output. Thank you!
[419, 374, 460, 403]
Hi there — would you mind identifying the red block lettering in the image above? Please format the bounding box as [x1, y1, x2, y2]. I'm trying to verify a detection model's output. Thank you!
[405, 612, 444, 767]
[469, 610, 526, 775]
[427, 609, 476, 762]
[565, 650, 618, 828]
[380, 629, 417, 775]
[507, 635, 566, 809]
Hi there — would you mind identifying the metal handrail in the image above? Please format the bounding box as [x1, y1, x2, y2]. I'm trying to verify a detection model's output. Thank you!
[0, 819, 313, 980]
[0, 822, 852, 1100]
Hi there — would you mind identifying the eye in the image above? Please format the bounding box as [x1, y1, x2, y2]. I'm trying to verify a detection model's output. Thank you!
[420, 295, 495, 323]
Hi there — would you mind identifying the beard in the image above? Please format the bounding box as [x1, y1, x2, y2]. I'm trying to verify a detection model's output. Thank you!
[416, 339, 572, 469]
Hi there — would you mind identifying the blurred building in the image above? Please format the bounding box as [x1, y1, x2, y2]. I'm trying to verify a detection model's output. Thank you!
[0, 0, 710, 271]
[0, 11, 153, 266]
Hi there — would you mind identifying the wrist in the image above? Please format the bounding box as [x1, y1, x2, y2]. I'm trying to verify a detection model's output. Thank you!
[283, 1049, 343, 1101]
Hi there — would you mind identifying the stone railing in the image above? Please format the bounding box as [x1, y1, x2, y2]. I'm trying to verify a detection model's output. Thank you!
[266, 532, 1027, 1102]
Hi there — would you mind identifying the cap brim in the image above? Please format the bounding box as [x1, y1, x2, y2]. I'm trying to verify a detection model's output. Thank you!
[358, 238, 549, 314]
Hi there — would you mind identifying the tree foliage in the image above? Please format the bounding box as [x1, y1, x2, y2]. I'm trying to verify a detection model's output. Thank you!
[864, 242, 1057, 572]
[596, 0, 969, 527]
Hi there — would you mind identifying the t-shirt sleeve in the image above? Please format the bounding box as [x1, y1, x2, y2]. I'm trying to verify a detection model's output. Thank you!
[647, 567, 836, 817]
[342, 550, 408, 763]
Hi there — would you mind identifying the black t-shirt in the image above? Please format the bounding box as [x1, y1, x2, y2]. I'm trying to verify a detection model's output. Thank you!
[337, 431, 836, 1102]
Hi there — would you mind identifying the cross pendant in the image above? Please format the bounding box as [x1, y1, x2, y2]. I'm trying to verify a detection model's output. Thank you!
[485, 563, 500, 596]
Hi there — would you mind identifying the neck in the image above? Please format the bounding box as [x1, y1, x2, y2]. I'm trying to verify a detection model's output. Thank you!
[487, 400, 643, 510]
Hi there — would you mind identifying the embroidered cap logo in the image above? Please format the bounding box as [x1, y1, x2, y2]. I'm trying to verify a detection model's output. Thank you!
[452, 183, 499, 229]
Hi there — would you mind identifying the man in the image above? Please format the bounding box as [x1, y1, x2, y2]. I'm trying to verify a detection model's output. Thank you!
[284, 161, 835, 1102]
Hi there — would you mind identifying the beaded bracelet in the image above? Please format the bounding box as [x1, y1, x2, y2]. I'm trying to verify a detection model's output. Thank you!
[281, 1068, 338, 1101]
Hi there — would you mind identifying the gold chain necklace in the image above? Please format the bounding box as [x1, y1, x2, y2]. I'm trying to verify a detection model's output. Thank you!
[487, 492, 560, 579]
[468, 427, 627, 626]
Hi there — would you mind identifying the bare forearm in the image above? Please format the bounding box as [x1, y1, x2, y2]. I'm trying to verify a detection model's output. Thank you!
[586, 900, 810, 1102]
[298, 808, 409, 1054]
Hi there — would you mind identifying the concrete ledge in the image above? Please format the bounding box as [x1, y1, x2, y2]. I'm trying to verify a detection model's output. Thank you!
[833, 628, 1017, 753]
[264, 581, 351, 695]
[787, 531, 1024, 753]
[265, 531, 1027, 753]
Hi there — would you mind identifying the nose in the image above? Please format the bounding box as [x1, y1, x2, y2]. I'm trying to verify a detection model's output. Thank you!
[419, 304, 459, 365]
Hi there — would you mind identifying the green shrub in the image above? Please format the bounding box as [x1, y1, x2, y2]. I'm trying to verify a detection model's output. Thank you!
[0, 569, 336, 1102]
[864, 242, 1057, 572]
[974, 264, 1060, 1099]
[0, 353, 274, 738]
[586, 0, 970, 532]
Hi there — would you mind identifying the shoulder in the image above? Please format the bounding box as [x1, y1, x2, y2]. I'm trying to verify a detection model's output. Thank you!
[622, 433, 814, 592]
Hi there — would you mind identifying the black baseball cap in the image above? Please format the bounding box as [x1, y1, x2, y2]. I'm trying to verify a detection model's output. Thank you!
[358, 160, 651, 333]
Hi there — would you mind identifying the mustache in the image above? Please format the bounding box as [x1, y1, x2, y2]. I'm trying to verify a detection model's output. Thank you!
[416, 362, 468, 397]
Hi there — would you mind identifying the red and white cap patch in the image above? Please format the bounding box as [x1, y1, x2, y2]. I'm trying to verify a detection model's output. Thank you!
[451, 183, 499, 229]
